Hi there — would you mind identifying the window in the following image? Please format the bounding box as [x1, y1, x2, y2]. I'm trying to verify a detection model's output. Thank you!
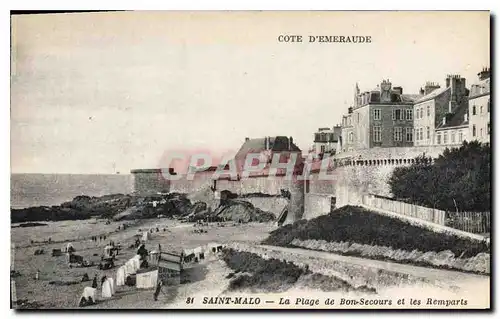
[451, 131, 456, 144]
[480, 105, 483, 114]
[357, 113, 360, 123]
[419, 128, 423, 141]
[427, 105, 430, 116]
[405, 127, 413, 142]
[488, 123, 490, 135]
[320, 145, 326, 153]
[420, 108, 424, 118]
[373, 109, 381, 120]
[348, 132, 353, 143]
[443, 132, 448, 144]
[373, 126, 381, 142]
[395, 109, 402, 120]
[394, 127, 403, 141]
[480, 128, 483, 137]
[426, 126, 430, 139]
[415, 108, 419, 120]
[436, 132, 441, 144]
[473, 105, 477, 115]
[405, 109, 413, 120]
[473, 125, 476, 137]
[459, 131, 463, 141]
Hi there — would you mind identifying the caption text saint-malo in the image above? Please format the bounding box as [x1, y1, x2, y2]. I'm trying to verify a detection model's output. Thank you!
[278, 35, 372, 43]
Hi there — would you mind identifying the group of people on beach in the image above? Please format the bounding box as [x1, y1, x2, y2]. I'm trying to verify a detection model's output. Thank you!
[91, 235, 107, 242]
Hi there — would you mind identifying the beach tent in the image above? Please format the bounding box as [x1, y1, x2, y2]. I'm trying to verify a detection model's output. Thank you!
[207, 242, 220, 254]
[102, 279, 112, 298]
[67, 243, 75, 253]
[116, 267, 125, 286]
[131, 255, 141, 271]
[103, 245, 114, 258]
[79, 287, 96, 304]
[108, 277, 115, 295]
[142, 231, 150, 241]
[124, 260, 135, 276]
[193, 246, 204, 260]
[136, 269, 158, 289]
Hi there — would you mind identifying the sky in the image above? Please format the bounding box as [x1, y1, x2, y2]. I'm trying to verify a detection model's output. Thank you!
[10, 11, 490, 174]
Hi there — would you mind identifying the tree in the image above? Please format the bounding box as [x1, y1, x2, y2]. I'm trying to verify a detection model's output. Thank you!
[388, 141, 490, 212]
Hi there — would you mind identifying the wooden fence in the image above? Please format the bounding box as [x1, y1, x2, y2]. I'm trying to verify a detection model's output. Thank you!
[362, 194, 491, 235]
[362, 194, 446, 225]
[445, 211, 491, 234]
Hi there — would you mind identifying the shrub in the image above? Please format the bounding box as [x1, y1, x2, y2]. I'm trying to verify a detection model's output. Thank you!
[262, 206, 489, 258]
[388, 141, 491, 212]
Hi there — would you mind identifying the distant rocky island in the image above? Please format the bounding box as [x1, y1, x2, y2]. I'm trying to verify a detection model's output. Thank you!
[11, 190, 276, 224]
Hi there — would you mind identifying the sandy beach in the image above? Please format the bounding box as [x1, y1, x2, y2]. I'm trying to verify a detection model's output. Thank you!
[11, 218, 276, 309]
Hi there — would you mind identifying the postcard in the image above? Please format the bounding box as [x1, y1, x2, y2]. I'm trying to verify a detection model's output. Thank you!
[10, 10, 490, 310]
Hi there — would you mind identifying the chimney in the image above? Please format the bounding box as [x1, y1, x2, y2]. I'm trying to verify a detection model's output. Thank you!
[443, 113, 453, 125]
[447, 74, 467, 112]
[464, 113, 468, 123]
[264, 137, 269, 150]
[478, 67, 491, 81]
[419, 87, 424, 95]
[348, 107, 353, 114]
[424, 81, 440, 95]
[288, 137, 293, 150]
[245, 137, 250, 142]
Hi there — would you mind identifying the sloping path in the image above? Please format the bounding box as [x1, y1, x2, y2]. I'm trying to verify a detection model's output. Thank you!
[257, 244, 489, 289]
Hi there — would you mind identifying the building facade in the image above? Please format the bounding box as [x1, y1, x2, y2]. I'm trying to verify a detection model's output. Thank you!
[413, 74, 469, 146]
[469, 67, 491, 144]
[312, 126, 341, 155]
[339, 80, 418, 152]
[340, 112, 354, 153]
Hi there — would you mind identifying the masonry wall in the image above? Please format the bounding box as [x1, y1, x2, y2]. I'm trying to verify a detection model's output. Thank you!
[307, 172, 336, 195]
[215, 176, 290, 195]
[134, 145, 453, 223]
[303, 193, 334, 220]
[242, 197, 289, 218]
[169, 172, 214, 194]
[333, 145, 451, 207]
[132, 171, 171, 195]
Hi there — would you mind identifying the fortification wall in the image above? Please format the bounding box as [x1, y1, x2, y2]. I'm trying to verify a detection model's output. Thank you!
[332, 145, 450, 207]
[303, 193, 334, 220]
[131, 169, 171, 195]
[132, 146, 452, 222]
[243, 197, 289, 218]
[169, 172, 214, 194]
[334, 145, 450, 161]
[215, 176, 291, 195]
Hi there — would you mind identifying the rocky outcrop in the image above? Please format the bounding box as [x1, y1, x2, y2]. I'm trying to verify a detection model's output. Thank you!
[11, 193, 193, 223]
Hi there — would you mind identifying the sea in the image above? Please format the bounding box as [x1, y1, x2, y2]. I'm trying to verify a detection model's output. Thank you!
[10, 173, 134, 209]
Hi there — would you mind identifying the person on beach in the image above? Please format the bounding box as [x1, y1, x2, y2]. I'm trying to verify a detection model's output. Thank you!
[92, 275, 98, 288]
[153, 281, 163, 301]
[101, 275, 107, 287]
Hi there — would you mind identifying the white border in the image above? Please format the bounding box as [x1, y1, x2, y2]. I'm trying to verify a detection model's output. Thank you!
[1, 1, 498, 319]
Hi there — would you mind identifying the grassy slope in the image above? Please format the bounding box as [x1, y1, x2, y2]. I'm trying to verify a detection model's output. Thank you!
[262, 206, 489, 258]
[221, 248, 375, 293]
